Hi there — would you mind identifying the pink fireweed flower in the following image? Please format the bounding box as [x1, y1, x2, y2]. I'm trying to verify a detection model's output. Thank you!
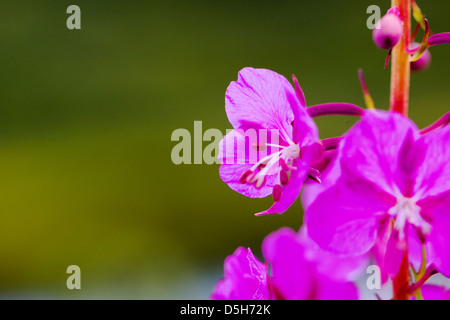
[262, 227, 359, 300]
[302, 138, 393, 284]
[304, 110, 450, 277]
[211, 227, 360, 300]
[263, 228, 359, 300]
[218, 67, 319, 215]
[218, 68, 364, 215]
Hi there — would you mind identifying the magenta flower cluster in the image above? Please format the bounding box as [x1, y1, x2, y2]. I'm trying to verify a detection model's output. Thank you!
[211, 2, 450, 300]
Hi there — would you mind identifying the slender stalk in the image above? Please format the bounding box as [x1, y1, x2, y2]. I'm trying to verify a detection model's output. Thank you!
[389, 0, 411, 115]
[307, 103, 364, 118]
[390, 1, 412, 299]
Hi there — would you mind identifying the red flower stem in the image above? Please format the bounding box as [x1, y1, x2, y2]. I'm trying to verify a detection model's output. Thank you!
[389, 0, 411, 116]
[390, 0, 412, 300]
[393, 251, 411, 300]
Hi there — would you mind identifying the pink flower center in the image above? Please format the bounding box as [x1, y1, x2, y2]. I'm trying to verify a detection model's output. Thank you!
[388, 196, 431, 241]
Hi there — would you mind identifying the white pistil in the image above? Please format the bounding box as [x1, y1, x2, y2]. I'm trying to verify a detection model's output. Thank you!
[282, 144, 300, 160]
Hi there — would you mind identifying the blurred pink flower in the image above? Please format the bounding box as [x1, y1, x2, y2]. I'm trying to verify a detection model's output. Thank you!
[211, 227, 360, 300]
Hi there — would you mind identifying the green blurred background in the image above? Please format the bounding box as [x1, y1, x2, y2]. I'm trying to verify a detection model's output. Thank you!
[0, 0, 448, 299]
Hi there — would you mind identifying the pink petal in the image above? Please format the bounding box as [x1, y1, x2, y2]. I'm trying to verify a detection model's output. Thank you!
[371, 222, 392, 284]
[219, 164, 277, 198]
[305, 177, 395, 255]
[285, 88, 318, 146]
[421, 285, 450, 300]
[292, 74, 306, 108]
[419, 194, 450, 277]
[339, 110, 420, 196]
[262, 227, 359, 300]
[256, 158, 308, 215]
[415, 125, 450, 198]
[377, 224, 424, 279]
[313, 276, 359, 300]
[408, 225, 425, 274]
[371, 217, 431, 281]
[302, 152, 341, 209]
[395, 129, 427, 196]
[383, 228, 407, 277]
[428, 33, 450, 46]
[225, 68, 295, 143]
[218, 129, 284, 166]
[218, 129, 283, 198]
[211, 247, 269, 300]
[262, 228, 313, 300]
[299, 227, 369, 281]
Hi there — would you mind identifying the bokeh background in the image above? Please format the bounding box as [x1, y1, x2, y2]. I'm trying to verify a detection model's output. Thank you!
[0, 0, 448, 299]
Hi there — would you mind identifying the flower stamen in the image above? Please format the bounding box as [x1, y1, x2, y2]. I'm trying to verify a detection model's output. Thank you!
[239, 143, 300, 189]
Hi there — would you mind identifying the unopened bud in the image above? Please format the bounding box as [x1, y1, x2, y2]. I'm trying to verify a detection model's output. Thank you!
[373, 8, 403, 50]
[411, 43, 432, 72]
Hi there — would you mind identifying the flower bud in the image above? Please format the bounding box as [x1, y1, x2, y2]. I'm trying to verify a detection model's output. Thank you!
[373, 8, 403, 50]
[410, 42, 432, 72]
